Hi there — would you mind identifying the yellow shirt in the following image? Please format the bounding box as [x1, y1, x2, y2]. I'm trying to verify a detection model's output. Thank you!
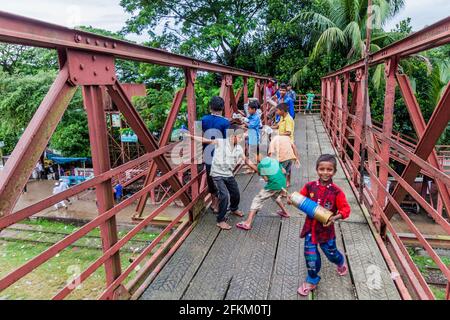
[278, 114, 295, 142]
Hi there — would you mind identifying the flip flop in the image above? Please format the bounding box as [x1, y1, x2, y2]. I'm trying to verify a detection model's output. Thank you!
[230, 210, 244, 217]
[276, 210, 290, 218]
[297, 282, 316, 296]
[236, 222, 251, 231]
[337, 262, 348, 276]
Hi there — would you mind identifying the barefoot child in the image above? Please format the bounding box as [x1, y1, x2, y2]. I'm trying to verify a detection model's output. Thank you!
[187, 125, 248, 230]
[236, 154, 290, 231]
[292, 154, 350, 296]
[201, 96, 231, 214]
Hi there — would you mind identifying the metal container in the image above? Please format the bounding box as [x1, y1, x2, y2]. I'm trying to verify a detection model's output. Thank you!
[290, 191, 333, 225]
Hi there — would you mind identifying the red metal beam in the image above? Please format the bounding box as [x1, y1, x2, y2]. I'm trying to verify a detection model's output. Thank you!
[185, 68, 199, 205]
[106, 81, 191, 206]
[384, 84, 450, 220]
[54, 166, 201, 300]
[220, 74, 233, 118]
[0, 65, 76, 217]
[0, 11, 269, 80]
[99, 184, 207, 300]
[351, 69, 365, 185]
[396, 73, 450, 217]
[0, 163, 188, 293]
[0, 144, 177, 230]
[243, 77, 249, 104]
[135, 88, 186, 217]
[377, 58, 398, 208]
[323, 16, 450, 79]
[83, 85, 122, 288]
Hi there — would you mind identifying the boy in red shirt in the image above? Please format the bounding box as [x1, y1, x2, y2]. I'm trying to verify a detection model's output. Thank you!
[291, 154, 351, 296]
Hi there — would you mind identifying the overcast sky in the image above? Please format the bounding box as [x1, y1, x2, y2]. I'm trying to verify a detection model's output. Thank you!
[1, 0, 449, 44]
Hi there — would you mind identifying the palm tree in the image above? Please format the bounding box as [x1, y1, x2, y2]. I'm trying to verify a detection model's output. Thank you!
[290, 0, 404, 85]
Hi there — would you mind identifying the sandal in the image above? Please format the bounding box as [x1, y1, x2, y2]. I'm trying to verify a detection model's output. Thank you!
[337, 262, 348, 276]
[297, 282, 316, 296]
[236, 222, 251, 231]
[276, 209, 290, 218]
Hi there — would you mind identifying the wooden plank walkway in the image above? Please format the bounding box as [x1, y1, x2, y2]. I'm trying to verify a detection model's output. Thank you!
[139, 114, 400, 300]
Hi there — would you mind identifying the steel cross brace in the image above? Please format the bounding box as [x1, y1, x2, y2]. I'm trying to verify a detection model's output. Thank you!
[106, 82, 192, 207]
[0, 64, 76, 217]
[384, 83, 450, 221]
[396, 73, 450, 218]
[134, 88, 186, 218]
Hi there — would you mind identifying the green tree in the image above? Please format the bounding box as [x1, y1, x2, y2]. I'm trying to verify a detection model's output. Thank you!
[120, 0, 269, 65]
[0, 44, 57, 75]
[290, 0, 404, 86]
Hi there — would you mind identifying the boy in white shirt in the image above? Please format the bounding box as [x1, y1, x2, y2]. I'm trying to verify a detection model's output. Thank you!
[187, 124, 253, 230]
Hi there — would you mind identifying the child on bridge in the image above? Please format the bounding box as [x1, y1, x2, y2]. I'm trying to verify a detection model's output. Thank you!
[291, 154, 351, 296]
[236, 153, 290, 231]
[186, 124, 252, 230]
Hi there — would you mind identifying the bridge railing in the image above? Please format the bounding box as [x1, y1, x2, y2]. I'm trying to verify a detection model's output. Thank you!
[320, 15, 450, 300]
[0, 11, 271, 299]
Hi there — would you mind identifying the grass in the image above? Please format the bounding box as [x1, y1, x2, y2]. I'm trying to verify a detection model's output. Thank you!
[407, 247, 450, 300]
[22, 218, 158, 242]
[0, 218, 164, 299]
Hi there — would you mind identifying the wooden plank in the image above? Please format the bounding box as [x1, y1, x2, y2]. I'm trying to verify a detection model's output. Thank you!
[224, 216, 281, 300]
[182, 216, 280, 299]
[269, 216, 308, 300]
[314, 225, 356, 300]
[139, 172, 254, 300]
[139, 212, 220, 300]
[340, 222, 401, 300]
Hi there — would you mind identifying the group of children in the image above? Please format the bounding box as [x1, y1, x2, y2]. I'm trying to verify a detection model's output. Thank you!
[191, 95, 351, 296]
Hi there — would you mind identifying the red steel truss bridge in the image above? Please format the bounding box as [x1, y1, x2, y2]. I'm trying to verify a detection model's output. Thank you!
[0, 11, 449, 300]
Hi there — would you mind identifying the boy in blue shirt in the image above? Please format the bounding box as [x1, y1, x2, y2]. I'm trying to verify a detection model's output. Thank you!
[201, 96, 231, 213]
[242, 100, 261, 161]
[276, 83, 295, 121]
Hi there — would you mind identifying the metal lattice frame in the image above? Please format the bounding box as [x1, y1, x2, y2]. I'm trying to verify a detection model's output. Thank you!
[321, 16, 450, 300]
[0, 11, 270, 299]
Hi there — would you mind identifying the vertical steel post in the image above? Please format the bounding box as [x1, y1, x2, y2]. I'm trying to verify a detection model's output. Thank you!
[253, 79, 261, 102]
[333, 76, 342, 147]
[185, 68, 199, 213]
[83, 85, 122, 288]
[340, 73, 349, 157]
[352, 68, 365, 185]
[243, 77, 249, 104]
[321, 79, 326, 120]
[262, 80, 268, 125]
[377, 58, 398, 210]
[358, 0, 373, 202]
[220, 74, 232, 118]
